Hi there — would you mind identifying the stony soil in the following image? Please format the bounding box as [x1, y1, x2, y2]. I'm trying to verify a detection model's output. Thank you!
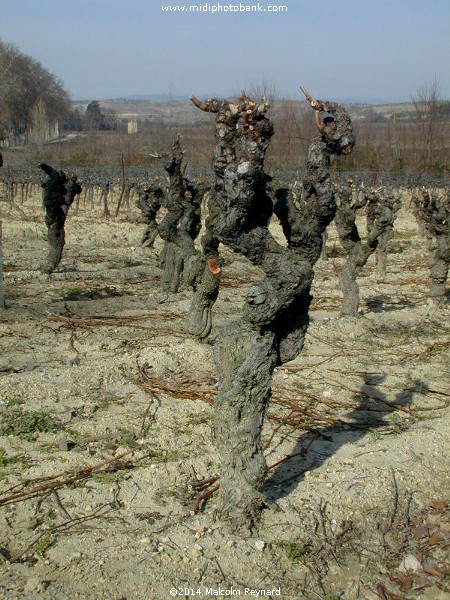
[0, 190, 449, 600]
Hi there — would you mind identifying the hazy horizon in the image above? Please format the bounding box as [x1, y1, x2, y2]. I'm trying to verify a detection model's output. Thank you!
[73, 93, 417, 106]
[1, 0, 449, 104]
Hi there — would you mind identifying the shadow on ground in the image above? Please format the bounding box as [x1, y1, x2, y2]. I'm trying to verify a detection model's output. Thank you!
[365, 294, 416, 312]
[263, 376, 427, 502]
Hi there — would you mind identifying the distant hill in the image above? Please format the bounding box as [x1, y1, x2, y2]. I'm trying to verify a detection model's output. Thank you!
[125, 93, 189, 101]
[346, 102, 416, 121]
[72, 97, 417, 125]
[72, 98, 212, 125]
[330, 96, 411, 105]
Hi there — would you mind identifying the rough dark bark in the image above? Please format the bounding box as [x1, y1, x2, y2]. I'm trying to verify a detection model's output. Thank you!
[0, 220, 4, 309]
[159, 241, 184, 293]
[122, 181, 135, 213]
[99, 180, 110, 217]
[39, 164, 82, 274]
[373, 191, 402, 279]
[159, 138, 207, 297]
[192, 92, 354, 528]
[335, 182, 397, 316]
[0, 155, 4, 309]
[412, 188, 449, 306]
[135, 183, 164, 249]
[137, 137, 212, 299]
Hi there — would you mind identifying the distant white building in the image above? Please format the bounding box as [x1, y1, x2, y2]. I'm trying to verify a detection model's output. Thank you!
[122, 114, 139, 134]
[127, 119, 138, 134]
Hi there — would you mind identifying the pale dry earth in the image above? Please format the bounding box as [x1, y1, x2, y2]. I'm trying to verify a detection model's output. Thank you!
[0, 189, 449, 600]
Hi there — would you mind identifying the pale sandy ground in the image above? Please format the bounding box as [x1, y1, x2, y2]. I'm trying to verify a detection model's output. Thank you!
[0, 190, 449, 600]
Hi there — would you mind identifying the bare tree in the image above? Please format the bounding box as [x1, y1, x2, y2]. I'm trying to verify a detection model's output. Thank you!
[244, 76, 279, 111]
[0, 39, 70, 145]
[412, 78, 442, 168]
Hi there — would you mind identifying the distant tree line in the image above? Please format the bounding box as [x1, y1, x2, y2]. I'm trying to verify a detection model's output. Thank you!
[0, 39, 119, 146]
[0, 38, 70, 145]
[63, 100, 118, 133]
[1, 38, 448, 173]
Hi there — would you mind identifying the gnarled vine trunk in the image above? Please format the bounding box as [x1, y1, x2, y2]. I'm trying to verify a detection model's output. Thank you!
[192, 92, 354, 528]
[135, 182, 163, 249]
[335, 182, 397, 316]
[412, 188, 449, 306]
[40, 164, 82, 274]
[138, 137, 218, 301]
[375, 191, 401, 279]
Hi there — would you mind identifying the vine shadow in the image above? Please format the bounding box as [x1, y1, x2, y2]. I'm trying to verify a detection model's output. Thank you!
[262, 376, 426, 502]
[365, 294, 415, 312]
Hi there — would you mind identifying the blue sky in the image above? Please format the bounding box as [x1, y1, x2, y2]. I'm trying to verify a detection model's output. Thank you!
[1, 0, 449, 102]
